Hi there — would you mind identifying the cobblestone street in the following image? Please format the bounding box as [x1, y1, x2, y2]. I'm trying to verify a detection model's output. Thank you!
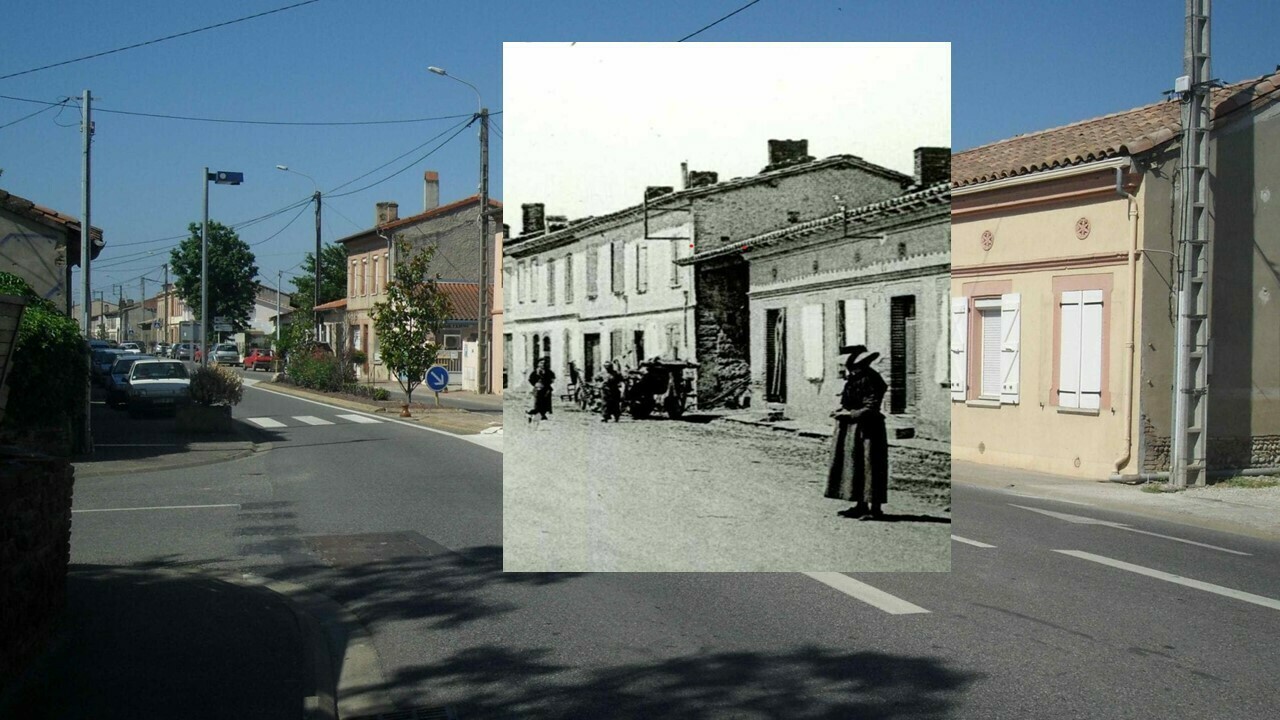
[503, 401, 951, 572]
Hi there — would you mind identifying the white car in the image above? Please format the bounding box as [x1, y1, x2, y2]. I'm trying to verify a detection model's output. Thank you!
[119, 342, 142, 353]
[126, 359, 192, 417]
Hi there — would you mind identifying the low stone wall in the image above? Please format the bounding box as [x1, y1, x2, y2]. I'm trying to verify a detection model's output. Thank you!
[0, 448, 75, 685]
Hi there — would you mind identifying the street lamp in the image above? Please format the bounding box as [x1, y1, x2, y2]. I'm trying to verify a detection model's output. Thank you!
[276, 164, 323, 341]
[428, 65, 491, 394]
[203, 168, 243, 367]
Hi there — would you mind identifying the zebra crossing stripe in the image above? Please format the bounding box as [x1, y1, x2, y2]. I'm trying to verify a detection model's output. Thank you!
[247, 417, 287, 428]
[336, 414, 383, 425]
[293, 416, 335, 426]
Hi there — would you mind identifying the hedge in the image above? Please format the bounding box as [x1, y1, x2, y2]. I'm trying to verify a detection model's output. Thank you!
[0, 272, 88, 436]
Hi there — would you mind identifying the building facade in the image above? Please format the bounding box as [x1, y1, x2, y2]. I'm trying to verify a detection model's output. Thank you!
[951, 69, 1280, 479]
[1, 188, 103, 317]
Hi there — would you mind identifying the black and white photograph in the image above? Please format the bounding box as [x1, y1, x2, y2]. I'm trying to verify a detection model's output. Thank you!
[502, 42, 952, 571]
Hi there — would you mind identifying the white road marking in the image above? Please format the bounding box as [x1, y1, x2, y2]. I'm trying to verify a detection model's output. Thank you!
[247, 417, 288, 428]
[293, 415, 335, 426]
[337, 413, 383, 425]
[1009, 504, 1250, 556]
[803, 572, 931, 615]
[94, 444, 179, 448]
[73, 503, 240, 514]
[1055, 550, 1280, 612]
[1001, 491, 1093, 507]
[951, 535, 996, 548]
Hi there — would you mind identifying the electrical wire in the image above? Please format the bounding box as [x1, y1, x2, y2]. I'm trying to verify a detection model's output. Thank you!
[678, 0, 764, 41]
[0, 97, 66, 130]
[325, 117, 472, 196]
[0, 0, 325, 81]
[325, 119, 472, 199]
[250, 198, 313, 246]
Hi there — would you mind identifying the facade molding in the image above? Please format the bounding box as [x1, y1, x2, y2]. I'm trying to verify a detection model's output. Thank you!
[951, 252, 1129, 278]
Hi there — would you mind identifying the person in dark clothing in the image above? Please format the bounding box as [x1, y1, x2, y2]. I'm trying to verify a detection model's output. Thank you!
[527, 357, 556, 422]
[601, 361, 624, 422]
[825, 345, 890, 520]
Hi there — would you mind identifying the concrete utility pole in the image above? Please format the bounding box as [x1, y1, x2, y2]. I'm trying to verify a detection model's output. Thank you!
[202, 166, 210, 367]
[80, 89, 93, 452]
[140, 276, 145, 346]
[163, 264, 169, 346]
[313, 190, 322, 341]
[1170, 0, 1213, 488]
[276, 269, 282, 349]
[479, 107, 491, 395]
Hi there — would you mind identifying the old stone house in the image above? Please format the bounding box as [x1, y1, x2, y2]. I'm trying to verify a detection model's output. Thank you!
[0, 188, 103, 316]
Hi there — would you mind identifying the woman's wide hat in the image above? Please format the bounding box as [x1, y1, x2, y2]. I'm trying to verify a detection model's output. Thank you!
[839, 344, 880, 368]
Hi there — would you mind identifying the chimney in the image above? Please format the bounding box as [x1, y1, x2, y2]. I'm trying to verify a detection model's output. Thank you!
[423, 170, 440, 211]
[688, 170, 718, 188]
[914, 147, 951, 187]
[681, 162, 690, 190]
[645, 186, 675, 201]
[546, 215, 570, 233]
[521, 203, 546, 236]
[765, 139, 813, 171]
[375, 201, 399, 226]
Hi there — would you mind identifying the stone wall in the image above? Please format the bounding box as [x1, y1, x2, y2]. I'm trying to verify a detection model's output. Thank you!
[1142, 415, 1280, 473]
[0, 447, 75, 685]
[695, 260, 751, 408]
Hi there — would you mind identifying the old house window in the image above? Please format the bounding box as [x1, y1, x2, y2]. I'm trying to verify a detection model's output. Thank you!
[670, 244, 682, 287]
[636, 245, 649, 293]
[611, 241, 625, 295]
[547, 258, 556, 305]
[384, 252, 391, 287]
[1057, 290, 1102, 410]
[564, 253, 574, 303]
[610, 328, 623, 363]
[350, 261, 357, 297]
[531, 259, 539, 302]
[889, 295, 917, 414]
[361, 258, 368, 296]
[839, 298, 867, 347]
[517, 261, 527, 303]
[951, 294, 1020, 404]
[802, 303, 824, 381]
[372, 257, 379, 295]
[586, 247, 598, 299]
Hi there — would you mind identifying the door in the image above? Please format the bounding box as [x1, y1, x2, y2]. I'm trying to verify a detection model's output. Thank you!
[583, 333, 600, 381]
[890, 295, 917, 414]
[765, 308, 787, 403]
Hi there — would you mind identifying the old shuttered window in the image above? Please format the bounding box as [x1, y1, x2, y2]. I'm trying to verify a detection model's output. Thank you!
[636, 245, 649, 293]
[839, 298, 866, 347]
[1058, 290, 1103, 409]
[547, 259, 556, 305]
[565, 253, 574, 303]
[955, 293, 1020, 404]
[586, 247, 598, 298]
[802, 304, 824, 381]
[977, 301, 1002, 400]
[611, 241, 625, 294]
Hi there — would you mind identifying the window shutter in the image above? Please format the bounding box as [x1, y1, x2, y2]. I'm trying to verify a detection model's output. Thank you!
[1058, 291, 1082, 408]
[531, 259, 539, 302]
[547, 259, 556, 305]
[802, 304, 824, 380]
[1080, 290, 1104, 410]
[586, 247, 597, 297]
[844, 298, 866, 347]
[611, 242, 625, 294]
[950, 297, 968, 401]
[565, 254, 574, 303]
[936, 293, 951, 385]
[1000, 293, 1020, 404]
[637, 245, 649, 292]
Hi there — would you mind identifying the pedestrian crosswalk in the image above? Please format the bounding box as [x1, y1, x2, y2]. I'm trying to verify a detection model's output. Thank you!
[246, 414, 382, 429]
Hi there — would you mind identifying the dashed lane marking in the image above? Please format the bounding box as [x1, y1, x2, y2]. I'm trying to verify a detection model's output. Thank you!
[293, 415, 335, 426]
[1010, 504, 1251, 556]
[803, 572, 931, 615]
[74, 503, 241, 514]
[1054, 550, 1280, 612]
[247, 417, 287, 428]
[336, 413, 383, 425]
[951, 535, 996, 548]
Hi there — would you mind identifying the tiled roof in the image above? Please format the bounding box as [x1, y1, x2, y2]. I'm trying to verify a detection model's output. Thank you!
[314, 298, 347, 311]
[438, 281, 489, 321]
[505, 154, 914, 257]
[953, 69, 1280, 188]
[681, 183, 951, 264]
[0, 187, 105, 261]
[336, 196, 503, 245]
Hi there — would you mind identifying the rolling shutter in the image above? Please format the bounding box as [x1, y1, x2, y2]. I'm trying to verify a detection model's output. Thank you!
[1000, 293, 1021, 404]
[950, 297, 968, 401]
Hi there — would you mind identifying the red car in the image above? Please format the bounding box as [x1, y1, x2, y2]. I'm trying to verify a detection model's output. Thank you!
[244, 349, 275, 371]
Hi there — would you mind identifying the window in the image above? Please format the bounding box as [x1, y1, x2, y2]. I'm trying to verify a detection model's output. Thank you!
[361, 258, 368, 296]
[839, 298, 866, 347]
[1058, 290, 1103, 410]
[384, 253, 390, 287]
[531, 259, 539, 302]
[636, 245, 649, 293]
[565, 253, 574, 303]
[517, 261, 527, 303]
[547, 258, 556, 305]
[670, 243, 682, 287]
[610, 328, 623, 362]
[951, 293, 1020, 404]
[611, 241, 625, 294]
[349, 261, 357, 297]
[586, 247, 598, 298]
[665, 322, 682, 358]
[802, 303, 824, 381]
[372, 257, 379, 295]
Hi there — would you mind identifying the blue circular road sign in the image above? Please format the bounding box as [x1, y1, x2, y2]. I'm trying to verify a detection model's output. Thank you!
[425, 365, 449, 392]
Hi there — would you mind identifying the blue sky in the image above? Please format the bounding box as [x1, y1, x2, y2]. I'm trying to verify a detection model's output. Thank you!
[1, 0, 1277, 306]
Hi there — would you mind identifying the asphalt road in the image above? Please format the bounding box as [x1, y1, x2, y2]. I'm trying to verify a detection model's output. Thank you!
[67, 385, 1280, 718]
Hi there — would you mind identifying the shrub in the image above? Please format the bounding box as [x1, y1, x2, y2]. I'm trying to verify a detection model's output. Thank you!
[0, 272, 87, 435]
[342, 383, 391, 401]
[287, 352, 352, 392]
[189, 366, 243, 406]
[350, 349, 367, 365]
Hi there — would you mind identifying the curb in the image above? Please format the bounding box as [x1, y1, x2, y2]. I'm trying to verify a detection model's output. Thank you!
[73, 441, 268, 479]
[259, 382, 501, 436]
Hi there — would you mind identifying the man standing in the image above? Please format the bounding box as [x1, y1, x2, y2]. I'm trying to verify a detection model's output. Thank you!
[601, 361, 624, 422]
[527, 356, 556, 422]
[826, 345, 889, 520]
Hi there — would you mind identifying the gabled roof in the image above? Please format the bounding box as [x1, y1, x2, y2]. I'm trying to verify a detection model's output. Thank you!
[439, 281, 488, 322]
[506, 154, 914, 257]
[953, 69, 1280, 188]
[681, 183, 950, 264]
[336, 196, 503, 245]
[314, 298, 347, 311]
[0, 187, 105, 263]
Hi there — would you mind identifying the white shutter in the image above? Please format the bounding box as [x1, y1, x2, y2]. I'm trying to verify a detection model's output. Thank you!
[950, 297, 968, 401]
[1000, 293, 1021, 404]
[844, 298, 867, 347]
[1058, 291, 1082, 408]
[802, 304, 824, 380]
[980, 307, 1002, 398]
[1080, 290, 1104, 410]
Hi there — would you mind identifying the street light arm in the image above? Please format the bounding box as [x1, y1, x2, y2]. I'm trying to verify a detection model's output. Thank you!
[428, 66, 482, 114]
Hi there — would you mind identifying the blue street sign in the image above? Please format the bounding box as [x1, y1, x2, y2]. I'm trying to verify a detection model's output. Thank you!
[425, 365, 449, 392]
[212, 171, 244, 185]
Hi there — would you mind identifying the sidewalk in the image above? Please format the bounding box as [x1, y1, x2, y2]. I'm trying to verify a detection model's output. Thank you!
[259, 378, 503, 436]
[367, 377, 503, 413]
[0, 565, 333, 720]
[953, 460, 1280, 540]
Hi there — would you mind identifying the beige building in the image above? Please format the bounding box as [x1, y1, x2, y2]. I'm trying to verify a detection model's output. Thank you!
[952, 69, 1280, 479]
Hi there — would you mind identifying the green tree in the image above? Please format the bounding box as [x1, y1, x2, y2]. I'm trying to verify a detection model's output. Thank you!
[168, 221, 258, 341]
[371, 242, 450, 410]
[290, 242, 348, 315]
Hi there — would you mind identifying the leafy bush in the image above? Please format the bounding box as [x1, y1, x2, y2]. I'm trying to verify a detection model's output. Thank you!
[287, 352, 353, 392]
[189, 366, 243, 406]
[342, 383, 391, 401]
[0, 272, 87, 435]
[350, 349, 367, 365]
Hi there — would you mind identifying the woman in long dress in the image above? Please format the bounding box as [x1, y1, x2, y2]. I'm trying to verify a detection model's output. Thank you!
[527, 357, 556, 422]
[825, 345, 889, 520]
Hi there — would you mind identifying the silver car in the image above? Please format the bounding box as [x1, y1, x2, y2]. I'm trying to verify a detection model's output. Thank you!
[126, 360, 191, 417]
[211, 343, 240, 366]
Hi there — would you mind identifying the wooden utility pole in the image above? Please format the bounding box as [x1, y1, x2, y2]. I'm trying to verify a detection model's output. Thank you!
[478, 107, 491, 394]
[80, 89, 93, 453]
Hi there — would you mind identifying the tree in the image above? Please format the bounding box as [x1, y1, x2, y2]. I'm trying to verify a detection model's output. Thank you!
[290, 242, 348, 315]
[371, 242, 450, 413]
[168, 221, 258, 342]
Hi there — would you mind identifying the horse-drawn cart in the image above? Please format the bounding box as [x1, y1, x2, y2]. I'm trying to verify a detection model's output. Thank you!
[624, 358, 698, 419]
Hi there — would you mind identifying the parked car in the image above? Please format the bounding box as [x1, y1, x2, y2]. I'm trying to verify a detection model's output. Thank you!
[243, 348, 275, 371]
[173, 343, 195, 360]
[155, 342, 172, 357]
[119, 342, 141, 353]
[211, 343, 240, 366]
[126, 359, 192, 417]
[90, 348, 127, 386]
[105, 354, 155, 408]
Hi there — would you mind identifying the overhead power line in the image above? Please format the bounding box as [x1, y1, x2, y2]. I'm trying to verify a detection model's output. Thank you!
[0, 96, 69, 130]
[678, 0, 765, 41]
[325, 118, 473, 198]
[0, 0, 325, 81]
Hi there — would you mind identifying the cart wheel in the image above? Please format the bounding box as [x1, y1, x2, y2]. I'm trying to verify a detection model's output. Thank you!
[664, 394, 684, 419]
